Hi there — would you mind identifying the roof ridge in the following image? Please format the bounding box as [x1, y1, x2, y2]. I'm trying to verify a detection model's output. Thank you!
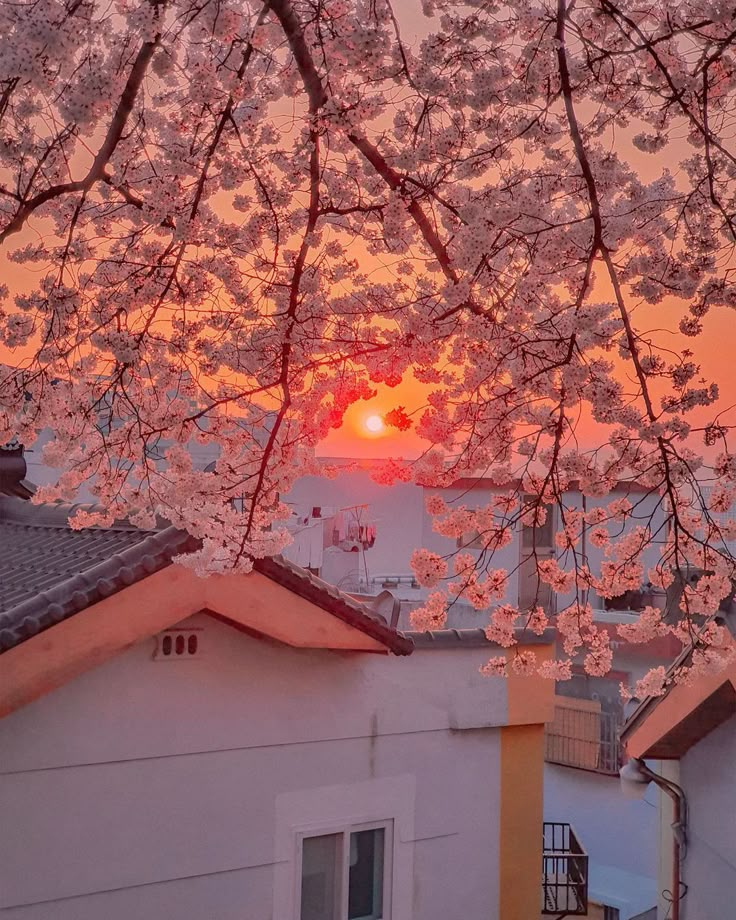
[405, 627, 556, 649]
[0, 495, 163, 532]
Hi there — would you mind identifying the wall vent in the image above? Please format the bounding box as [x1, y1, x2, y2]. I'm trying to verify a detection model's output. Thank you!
[154, 628, 203, 660]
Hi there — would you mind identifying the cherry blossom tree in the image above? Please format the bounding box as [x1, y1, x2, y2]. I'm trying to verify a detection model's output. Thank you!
[3, 0, 736, 686]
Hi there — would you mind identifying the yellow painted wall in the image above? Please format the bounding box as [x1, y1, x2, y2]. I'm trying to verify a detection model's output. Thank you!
[506, 643, 556, 726]
[497, 642, 554, 918]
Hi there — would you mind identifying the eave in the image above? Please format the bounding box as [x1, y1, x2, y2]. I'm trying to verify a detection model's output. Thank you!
[622, 657, 736, 760]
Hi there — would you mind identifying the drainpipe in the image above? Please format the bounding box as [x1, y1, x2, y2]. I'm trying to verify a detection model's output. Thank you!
[620, 758, 687, 920]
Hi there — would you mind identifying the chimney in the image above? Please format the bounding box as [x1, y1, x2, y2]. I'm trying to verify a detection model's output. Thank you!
[0, 440, 33, 498]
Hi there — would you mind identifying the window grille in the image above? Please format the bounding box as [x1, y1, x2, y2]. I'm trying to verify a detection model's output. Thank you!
[545, 700, 623, 774]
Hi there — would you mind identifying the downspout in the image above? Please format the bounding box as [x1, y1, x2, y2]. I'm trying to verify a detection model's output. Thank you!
[623, 758, 687, 920]
[650, 772, 687, 920]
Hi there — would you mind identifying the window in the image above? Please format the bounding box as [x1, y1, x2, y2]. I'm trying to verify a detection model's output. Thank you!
[521, 495, 555, 550]
[299, 824, 390, 920]
[518, 551, 554, 612]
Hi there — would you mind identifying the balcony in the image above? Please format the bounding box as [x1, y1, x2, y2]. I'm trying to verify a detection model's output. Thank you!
[542, 822, 589, 916]
[545, 697, 623, 775]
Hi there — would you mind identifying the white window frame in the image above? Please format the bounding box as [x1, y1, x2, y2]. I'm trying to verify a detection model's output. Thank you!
[273, 776, 415, 920]
[295, 819, 393, 920]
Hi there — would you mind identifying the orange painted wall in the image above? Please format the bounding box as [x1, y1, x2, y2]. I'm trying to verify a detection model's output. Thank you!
[497, 642, 554, 919]
[498, 722, 545, 920]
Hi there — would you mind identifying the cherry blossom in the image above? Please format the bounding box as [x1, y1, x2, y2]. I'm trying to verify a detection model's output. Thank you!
[538, 659, 573, 682]
[2, 0, 736, 688]
[408, 591, 447, 632]
[410, 549, 448, 588]
[479, 656, 508, 678]
[620, 667, 668, 703]
[617, 607, 671, 645]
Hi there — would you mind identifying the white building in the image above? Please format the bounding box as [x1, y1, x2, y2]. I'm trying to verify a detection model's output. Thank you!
[621, 635, 736, 920]
[5, 445, 673, 918]
[0, 480, 555, 920]
[286, 461, 666, 612]
[287, 461, 672, 919]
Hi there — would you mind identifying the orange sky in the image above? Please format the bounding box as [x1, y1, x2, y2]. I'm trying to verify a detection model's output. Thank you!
[319, 286, 736, 461]
[3, 220, 735, 464]
[2, 4, 736, 466]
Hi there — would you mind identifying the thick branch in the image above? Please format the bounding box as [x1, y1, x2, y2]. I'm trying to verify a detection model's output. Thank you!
[270, 0, 460, 286]
[0, 36, 159, 244]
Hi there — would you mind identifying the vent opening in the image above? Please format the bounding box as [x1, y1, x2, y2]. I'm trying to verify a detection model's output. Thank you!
[154, 629, 202, 660]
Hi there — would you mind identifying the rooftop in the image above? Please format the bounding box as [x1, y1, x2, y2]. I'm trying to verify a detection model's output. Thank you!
[406, 627, 556, 649]
[0, 494, 412, 657]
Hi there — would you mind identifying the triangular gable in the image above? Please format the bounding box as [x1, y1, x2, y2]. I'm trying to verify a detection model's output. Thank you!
[0, 561, 412, 718]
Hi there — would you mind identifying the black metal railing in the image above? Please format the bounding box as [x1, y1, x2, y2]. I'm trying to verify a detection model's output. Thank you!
[542, 822, 588, 916]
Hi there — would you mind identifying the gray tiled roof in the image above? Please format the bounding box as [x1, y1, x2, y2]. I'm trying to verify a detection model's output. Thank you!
[0, 496, 412, 656]
[0, 496, 196, 652]
[406, 627, 556, 649]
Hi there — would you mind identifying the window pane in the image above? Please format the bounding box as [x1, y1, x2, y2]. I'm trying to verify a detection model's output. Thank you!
[301, 834, 340, 920]
[348, 828, 384, 920]
[521, 497, 554, 549]
[518, 552, 553, 612]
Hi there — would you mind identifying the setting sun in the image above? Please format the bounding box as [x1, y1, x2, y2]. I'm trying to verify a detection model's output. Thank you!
[365, 414, 384, 433]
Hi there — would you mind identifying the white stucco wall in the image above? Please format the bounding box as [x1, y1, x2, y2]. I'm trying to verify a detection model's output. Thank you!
[0, 614, 504, 920]
[679, 713, 736, 919]
[544, 764, 658, 919]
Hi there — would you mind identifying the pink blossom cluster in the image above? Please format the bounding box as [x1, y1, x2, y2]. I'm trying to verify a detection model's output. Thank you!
[479, 656, 508, 677]
[408, 592, 447, 632]
[484, 604, 520, 647]
[617, 607, 671, 644]
[620, 667, 667, 702]
[410, 549, 448, 588]
[537, 659, 573, 681]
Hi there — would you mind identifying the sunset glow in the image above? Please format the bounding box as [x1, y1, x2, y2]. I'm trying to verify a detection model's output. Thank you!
[365, 414, 384, 434]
